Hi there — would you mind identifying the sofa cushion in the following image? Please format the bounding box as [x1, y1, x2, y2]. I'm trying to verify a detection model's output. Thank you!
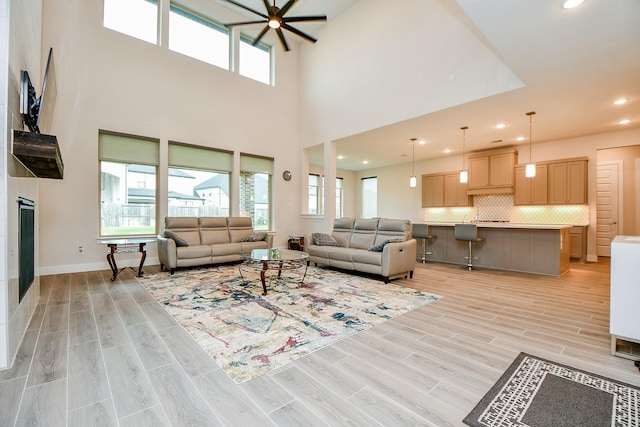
[239, 231, 267, 242]
[349, 218, 379, 250]
[368, 238, 403, 252]
[199, 217, 231, 245]
[331, 218, 355, 247]
[163, 230, 189, 247]
[228, 217, 254, 243]
[165, 217, 201, 246]
[312, 233, 340, 246]
[374, 218, 411, 245]
[177, 245, 211, 259]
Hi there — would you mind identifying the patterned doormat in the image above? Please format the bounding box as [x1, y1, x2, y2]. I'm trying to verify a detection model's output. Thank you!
[463, 352, 640, 427]
[138, 265, 441, 383]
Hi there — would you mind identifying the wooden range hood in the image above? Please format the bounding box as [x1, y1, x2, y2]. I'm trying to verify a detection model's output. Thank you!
[12, 130, 64, 179]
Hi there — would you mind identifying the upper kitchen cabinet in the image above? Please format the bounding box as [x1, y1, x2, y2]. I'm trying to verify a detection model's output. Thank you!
[421, 172, 470, 207]
[514, 164, 548, 205]
[547, 158, 588, 204]
[421, 174, 444, 207]
[467, 148, 518, 195]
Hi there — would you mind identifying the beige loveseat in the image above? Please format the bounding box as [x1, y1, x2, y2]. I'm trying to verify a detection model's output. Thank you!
[157, 217, 273, 274]
[305, 218, 417, 283]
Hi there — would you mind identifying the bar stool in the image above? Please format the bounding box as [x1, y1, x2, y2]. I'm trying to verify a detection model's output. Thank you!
[454, 224, 484, 270]
[412, 224, 435, 263]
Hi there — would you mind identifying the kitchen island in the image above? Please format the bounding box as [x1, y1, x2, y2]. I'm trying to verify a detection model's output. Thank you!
[419, 222, 572, 276]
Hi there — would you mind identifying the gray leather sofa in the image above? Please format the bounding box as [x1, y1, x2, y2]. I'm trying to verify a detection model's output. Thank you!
[157, 216, 273, 274]
[305, 218, 417, 283]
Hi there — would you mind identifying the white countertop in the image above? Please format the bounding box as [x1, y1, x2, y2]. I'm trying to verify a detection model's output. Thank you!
[421, 222, 573, 230]
[613, 235, 640, 245]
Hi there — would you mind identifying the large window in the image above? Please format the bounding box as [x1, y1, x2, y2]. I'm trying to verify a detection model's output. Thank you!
[103, 0, 158, 44]
[308, 174, 320, 214]
[361, 176, 377, 219]
[169, 4, 230, 70]
[308, 175, 343, 217]
[99, 133, 159, 236]
[240, 154, 273, 230]
[168, 143, 233, 217]
[239, 35, 271, 85]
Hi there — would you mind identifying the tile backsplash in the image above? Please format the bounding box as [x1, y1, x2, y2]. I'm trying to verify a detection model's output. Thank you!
[423, 194, 589, 225]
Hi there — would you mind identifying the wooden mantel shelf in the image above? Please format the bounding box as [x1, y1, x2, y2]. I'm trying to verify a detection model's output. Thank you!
[12, 130, 64, 179]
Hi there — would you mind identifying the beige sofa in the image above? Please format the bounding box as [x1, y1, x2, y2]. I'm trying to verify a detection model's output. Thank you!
[305, 218, 417, 283]
[157, 216, 273, 274]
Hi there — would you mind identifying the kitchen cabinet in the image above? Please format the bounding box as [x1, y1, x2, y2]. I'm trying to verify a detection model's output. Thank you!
[443, 173, 471, 207]
[514, 164, 548, 205]
[421, 174, 444, 207]
[570, 226, 587, 261]
[548, 158, 588, 204]
[422, 172, 470, 207]
[467, 148, 518, 195]
[610, 236, 640, 359]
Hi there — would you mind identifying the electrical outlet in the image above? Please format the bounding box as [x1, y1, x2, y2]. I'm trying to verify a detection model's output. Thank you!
[78, 246, 84, 255]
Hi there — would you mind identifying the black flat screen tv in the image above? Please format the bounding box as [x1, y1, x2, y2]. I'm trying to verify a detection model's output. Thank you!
[20, 47, 57, 134]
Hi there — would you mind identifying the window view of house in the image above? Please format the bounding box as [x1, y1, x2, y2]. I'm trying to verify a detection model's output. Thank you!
[240, 154, 273, 230]
[100, 162, 157, 236]
[168, 168, 230, 217]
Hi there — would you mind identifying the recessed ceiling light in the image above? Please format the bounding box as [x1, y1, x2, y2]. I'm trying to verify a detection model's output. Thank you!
[444, 149, 451, 154]
[337, 155, 344, 160]
[563, 0, 584, 9]
[418, 139, 426, 145]
[613, 98, 629, 105]
[516, 136, 525, 141]
[363, 160, 369, 164]
[496, 123, 506, 129]
[618, 119, 631, 125]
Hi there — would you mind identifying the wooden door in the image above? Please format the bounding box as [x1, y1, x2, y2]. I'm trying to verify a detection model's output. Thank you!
[596, 162, 621, 257]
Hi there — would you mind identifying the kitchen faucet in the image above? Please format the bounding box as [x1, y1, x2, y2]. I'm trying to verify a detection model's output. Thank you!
[474, 208, 479, 223]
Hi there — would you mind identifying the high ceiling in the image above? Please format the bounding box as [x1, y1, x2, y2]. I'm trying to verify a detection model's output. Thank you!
[223, 1, 640, 171]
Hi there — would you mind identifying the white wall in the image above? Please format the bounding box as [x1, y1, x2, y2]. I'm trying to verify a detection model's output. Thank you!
[2, 0, 42, 369]
[298, 0, 523, 148]
[37, 0, 306, 274]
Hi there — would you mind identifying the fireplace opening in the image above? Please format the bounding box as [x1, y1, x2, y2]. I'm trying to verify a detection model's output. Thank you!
[18, 198, 35, 303]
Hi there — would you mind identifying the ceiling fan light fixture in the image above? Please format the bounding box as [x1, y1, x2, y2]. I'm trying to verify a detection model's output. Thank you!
[268, 17, 281, 29]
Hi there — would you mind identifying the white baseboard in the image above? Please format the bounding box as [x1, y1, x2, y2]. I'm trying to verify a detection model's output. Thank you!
[38, 257, 160, 276]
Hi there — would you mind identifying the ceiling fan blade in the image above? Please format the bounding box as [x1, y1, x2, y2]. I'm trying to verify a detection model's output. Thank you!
[275, 28, 290, 52]
[252, 25, 271, 46]
[282, 23, 317, 44]
[282, 15, 327, 23]
[277, 0, 298, 17]
[225, 20, 268, 27]
[220, 0, 268, 19]
[261, 0, 273, 14]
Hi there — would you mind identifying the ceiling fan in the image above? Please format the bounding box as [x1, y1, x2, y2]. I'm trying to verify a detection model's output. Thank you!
[222, 0, 327, 52]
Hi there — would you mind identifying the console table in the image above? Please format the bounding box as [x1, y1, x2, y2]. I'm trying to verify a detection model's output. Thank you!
[99, 238, 156, 281]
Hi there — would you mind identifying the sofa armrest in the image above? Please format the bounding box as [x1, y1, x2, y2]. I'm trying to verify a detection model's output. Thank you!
[265, 233, 274, 249]
[157, 234, 177, 270]
[381, 239, 417, 277]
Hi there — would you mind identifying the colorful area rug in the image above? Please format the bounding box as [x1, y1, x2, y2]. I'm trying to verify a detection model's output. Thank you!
[464, 352, 640, 427]
[139, 265, 441, 383]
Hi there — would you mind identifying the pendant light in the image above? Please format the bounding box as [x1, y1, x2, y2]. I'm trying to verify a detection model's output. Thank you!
[409, 138, 417, 188]
[525, 111, 536, 178]
[459, 126, 469, 183]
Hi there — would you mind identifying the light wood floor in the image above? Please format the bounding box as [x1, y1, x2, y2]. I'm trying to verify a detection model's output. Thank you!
[1, 259, 638, 426]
